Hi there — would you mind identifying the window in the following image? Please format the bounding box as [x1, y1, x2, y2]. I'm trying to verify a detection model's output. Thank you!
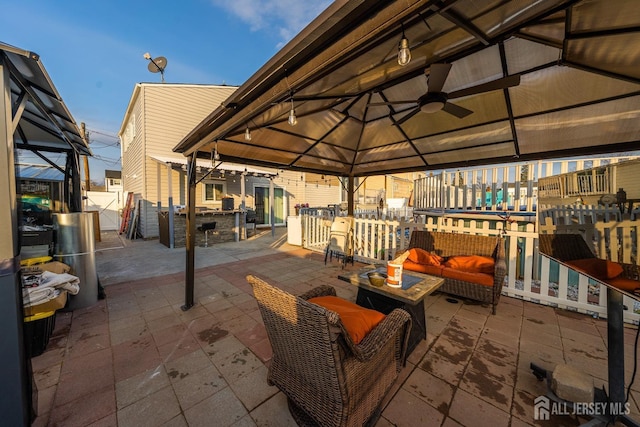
[122, 114, 136, 152]
[203, 181, 226, 202]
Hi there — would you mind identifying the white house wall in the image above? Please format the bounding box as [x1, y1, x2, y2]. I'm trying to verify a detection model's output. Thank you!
[121, 91, 145, 233]
[143, 85, 236, 237]
[273, 171, 341, 214]
[121, 83, 348, 238]
[119, 84, 236, 238]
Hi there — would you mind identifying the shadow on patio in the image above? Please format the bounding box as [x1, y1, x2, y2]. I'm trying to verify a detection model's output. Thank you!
[30, 229, 640, 427]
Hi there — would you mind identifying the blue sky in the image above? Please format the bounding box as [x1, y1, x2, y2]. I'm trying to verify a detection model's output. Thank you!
[2, 0, 331, 183]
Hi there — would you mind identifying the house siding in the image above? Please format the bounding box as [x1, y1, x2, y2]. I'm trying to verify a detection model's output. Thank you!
[272, 171, 341, 215]
[120, 84, 236, 238]
[615, 159, 640, 199]
[120, 83, 404, 239]
[121, 91, 145, 234]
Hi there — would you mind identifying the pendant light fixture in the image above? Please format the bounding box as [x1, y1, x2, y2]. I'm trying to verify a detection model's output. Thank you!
[288, 97, 297, 126]
[244, 125, 251, 141]
[397, 26, 411, 66]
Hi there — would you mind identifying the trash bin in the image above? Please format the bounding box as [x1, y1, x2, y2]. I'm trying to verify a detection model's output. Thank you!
[23, 311, 56, 358]
[158, 211, 170, 247]
[53, 213, 98, 310]
[222, 197, 234, 211]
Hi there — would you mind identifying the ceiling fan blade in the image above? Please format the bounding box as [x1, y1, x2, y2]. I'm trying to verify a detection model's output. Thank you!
[394, 107, 421, 125]
[448, 74, 521, 99]
[427, 63, 452, 93]
[442, 102, 473, 118]
[368, 100, 418, 106]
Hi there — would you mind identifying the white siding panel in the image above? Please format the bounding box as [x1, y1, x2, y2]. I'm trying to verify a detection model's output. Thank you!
[122, 96, 144, 196]
[303, 184, 341, 209]
[145, 85, 236, 157]
[616, 159, 640, 199]
[121, 84, 237, 238]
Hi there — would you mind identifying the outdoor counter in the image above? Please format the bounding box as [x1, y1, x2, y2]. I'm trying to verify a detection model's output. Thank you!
[161, 209, 248, 248]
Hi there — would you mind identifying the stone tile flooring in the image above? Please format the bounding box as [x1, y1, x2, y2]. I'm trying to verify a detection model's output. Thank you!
[29, 243, 640, 426]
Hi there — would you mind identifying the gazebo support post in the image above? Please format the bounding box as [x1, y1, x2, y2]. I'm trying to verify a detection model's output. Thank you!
[183, 154, 196, 311]
[347, 175, 354, 216]
[0, 57, 31, 427]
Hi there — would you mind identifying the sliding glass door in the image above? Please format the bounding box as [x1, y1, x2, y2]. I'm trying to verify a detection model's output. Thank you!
[255, 186, 285, 225]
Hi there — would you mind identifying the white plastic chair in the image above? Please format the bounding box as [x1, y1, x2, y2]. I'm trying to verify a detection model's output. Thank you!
[324, 216, 354, 268]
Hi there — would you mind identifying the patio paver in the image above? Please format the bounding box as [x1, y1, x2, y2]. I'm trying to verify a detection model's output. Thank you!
[28, 230, 640, 426]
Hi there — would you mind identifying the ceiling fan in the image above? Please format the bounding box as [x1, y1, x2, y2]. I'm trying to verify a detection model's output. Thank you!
[370, 63, 520, 125]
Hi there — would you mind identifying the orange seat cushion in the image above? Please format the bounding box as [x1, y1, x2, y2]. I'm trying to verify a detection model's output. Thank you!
[566, 258, 624, 280]
[444, 255, 495, 274]
[607, 277, 640, 293]
[403, 260, 444, 276]
[406, 248, 443, 266]
[440, 267, 494, 287]
[308, 296, 386, 344]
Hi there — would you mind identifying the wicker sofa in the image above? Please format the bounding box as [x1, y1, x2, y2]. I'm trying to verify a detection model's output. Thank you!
[402, 230, 506, 314]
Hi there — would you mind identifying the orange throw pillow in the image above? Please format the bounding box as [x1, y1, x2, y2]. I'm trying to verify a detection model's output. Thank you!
[308, 296, 385, 344]
[407, 248, 443, 266]
[566, 258, 624, 280]
[444, 255, 495, 274]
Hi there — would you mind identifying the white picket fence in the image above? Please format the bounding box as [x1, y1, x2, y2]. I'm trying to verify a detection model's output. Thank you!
[413, 156, 639, 212]
[302, 213, 640, 324]
[539, 204, 638, 224]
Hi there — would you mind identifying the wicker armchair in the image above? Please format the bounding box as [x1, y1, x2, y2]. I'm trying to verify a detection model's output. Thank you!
[247, 275, 411, 427]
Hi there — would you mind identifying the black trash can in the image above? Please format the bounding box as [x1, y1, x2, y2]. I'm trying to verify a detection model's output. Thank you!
[23, 311, 56, 358]
[222, 197, 234, 211]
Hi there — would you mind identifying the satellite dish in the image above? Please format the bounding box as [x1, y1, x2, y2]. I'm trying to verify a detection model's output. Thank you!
[147, 56, 167, 73]
[143, 53, 167, 83]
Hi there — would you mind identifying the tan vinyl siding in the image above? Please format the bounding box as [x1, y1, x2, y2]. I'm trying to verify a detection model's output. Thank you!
[271, 171, 341, 215]
[302, 183, 341, 209]
[144, 85, 236, 158]
[121, 95, 144, 198]
[615, 159, 640, 199]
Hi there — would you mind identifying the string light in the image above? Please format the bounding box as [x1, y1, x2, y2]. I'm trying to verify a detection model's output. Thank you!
[397, 26, 411, 66]
[288, 98, 297, 126]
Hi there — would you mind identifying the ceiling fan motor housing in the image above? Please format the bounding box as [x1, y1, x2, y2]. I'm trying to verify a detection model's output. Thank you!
[419, 92, 447, 113]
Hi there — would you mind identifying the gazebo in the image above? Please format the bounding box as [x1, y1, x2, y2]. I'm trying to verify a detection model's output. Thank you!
[173, 0, 639, 423]
[173, 0, 638, 301]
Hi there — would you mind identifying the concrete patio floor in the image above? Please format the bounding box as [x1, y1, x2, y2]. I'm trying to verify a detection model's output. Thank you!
[30, 228, 640, 426]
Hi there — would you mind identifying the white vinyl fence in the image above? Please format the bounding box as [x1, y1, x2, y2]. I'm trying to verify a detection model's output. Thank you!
[302, 212, 640, 324]
[84, 190, 124, 231]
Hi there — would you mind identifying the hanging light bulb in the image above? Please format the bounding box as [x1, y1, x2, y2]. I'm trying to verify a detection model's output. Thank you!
[214, 141, 220, 161]
[288, 98, 297, 126]
[397, 28, 411, 66]
[244, 126, 251, 141]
